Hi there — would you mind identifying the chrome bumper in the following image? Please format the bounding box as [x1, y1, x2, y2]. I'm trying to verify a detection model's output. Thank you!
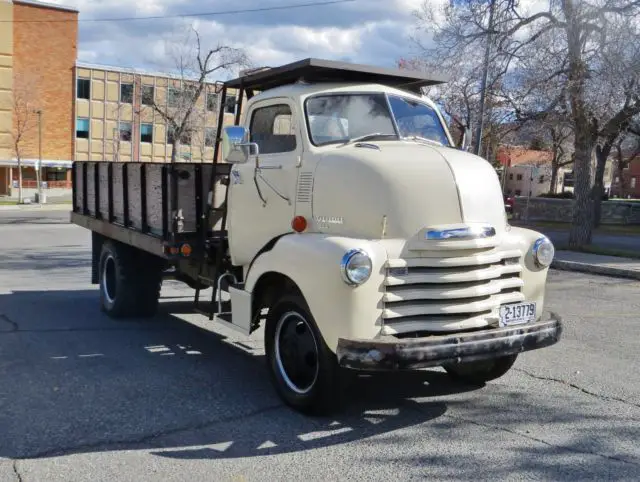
[336, 314, 563, 371]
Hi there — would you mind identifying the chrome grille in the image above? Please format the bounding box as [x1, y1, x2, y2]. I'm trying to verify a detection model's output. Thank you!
[382, 248, 524, 335]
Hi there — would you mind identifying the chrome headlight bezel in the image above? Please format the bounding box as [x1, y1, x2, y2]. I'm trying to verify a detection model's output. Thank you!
[532, 236, 555, 268]
[340, 248, 372, 286]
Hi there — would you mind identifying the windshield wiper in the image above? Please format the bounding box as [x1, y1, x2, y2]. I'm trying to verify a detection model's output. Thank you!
[403, 135, 443, 147]
[338, 133, 397, 147]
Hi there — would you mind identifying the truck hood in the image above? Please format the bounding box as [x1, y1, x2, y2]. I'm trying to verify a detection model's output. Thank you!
[311, 141, 507, 246]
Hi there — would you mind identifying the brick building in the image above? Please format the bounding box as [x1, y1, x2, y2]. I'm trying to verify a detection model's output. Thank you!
[610, 157, 640, 199]
[0, 0, 240, 202]
[0, 0, 78, 199]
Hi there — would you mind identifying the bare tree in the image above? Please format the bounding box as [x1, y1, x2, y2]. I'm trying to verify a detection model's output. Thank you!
[410, 0, 640, 248]
[11, 76, 39, 204]
[148, 28, 250, 164]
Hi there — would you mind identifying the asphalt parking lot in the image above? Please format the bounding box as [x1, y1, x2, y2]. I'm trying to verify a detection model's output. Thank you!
[0, 210, 638, 481]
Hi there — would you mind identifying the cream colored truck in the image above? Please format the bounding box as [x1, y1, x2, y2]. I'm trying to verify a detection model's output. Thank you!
[70, 58, 562, 415]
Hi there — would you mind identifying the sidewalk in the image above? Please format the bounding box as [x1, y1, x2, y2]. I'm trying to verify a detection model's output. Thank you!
[553, 250, 640, 280]
[0, 203, 72, 211]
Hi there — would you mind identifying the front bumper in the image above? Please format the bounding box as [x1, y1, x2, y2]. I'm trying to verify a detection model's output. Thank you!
[336, 314, 563, 371]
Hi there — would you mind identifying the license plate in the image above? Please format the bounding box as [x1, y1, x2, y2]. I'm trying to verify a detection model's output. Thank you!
[499, 302, 536, 327]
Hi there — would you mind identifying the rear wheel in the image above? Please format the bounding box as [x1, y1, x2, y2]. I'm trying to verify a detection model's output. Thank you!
[99, 240, 163, 318]
[265, 292, 344, 415]
[444, 354, 518, 385]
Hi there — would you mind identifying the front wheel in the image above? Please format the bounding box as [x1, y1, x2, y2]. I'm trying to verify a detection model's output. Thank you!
[265, 293, 344, 415]
[444, 354, 518, 385]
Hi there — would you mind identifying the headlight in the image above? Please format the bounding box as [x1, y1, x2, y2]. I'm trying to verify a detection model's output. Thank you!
[532, 236, 554, 267]
[340, 249, 372, 286]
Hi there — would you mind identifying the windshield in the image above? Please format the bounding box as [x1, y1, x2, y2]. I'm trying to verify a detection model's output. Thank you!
[304, 93, 450, 147]
[387, 95, 450, 146]
[305, 94, 396, 146]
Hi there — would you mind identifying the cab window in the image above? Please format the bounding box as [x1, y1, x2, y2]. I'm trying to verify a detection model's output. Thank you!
[249, 104, 296, 154]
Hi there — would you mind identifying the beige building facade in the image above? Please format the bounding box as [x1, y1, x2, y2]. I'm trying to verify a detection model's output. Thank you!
[74, 62, 239, 165]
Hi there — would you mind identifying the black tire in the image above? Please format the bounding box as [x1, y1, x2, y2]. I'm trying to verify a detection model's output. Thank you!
[444, 354, 518, 385]
[264, 292, 344, 416]
[99, 240, 163, 318]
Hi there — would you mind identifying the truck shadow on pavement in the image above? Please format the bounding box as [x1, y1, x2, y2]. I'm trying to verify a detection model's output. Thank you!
[0, 288, 473, 462]
[1, 289, 637, 478]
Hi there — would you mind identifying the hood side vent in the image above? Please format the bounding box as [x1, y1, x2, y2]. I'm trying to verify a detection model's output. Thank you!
[296, 171, 314, 203]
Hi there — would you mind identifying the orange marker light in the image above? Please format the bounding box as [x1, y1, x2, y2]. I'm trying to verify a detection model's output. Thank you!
[169, 246, 179, 255]
[291, 216, 307, 233]
[180, 243, 192, 257]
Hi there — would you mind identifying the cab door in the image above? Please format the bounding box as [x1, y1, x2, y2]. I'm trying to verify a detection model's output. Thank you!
[227, 97, 301, 267]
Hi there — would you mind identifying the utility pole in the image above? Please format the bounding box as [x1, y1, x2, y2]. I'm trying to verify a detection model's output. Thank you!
[34, 109, 43, 204]
[473, 0, 496, 158]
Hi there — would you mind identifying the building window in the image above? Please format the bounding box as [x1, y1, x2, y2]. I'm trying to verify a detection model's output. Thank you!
[249, 104, 296, 154]
[205, 127, 215, 147]
[141, 85, 154, 105]
[207, 93, 218, 112]
[167, 87, 180, 107]
[45, 168, 67, 181]
[118, 122, 132, 141]
[76, 117, 89, 138]
[167, 126, 190, 145]
[224, 95, 236, 114]
[120, 83, 133, 103]
[539, 175, 544, 184]
[140, 123, 153, 143]
[632, 178, 637, 189]
[509, 173, 513, 180]
[516, 174, 523, 181]
[515, 189, 521, 196]
[77, 78, 90, 99]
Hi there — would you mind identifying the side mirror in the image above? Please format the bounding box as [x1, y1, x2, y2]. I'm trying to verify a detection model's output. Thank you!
[222, 126, 259, 164]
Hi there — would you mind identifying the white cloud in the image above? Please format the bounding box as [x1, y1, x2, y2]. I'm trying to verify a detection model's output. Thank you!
[47, 0, 428, 78]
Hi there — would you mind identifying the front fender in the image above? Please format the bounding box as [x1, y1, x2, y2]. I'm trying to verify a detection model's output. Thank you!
[245, 233, 389, 353]
[503, 226, 552, 316]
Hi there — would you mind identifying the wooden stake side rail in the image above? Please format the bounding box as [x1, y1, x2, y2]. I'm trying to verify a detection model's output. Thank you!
[71, 161, 232, 258]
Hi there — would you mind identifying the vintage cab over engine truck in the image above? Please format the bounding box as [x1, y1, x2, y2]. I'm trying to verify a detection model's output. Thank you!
[71, 58, 562, 414]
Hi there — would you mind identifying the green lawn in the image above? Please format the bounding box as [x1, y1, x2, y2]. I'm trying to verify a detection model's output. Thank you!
[569, 245, 640, 260]
[513, 220, 640, 236]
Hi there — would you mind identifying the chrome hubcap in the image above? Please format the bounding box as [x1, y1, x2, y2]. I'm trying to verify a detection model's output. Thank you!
[274, 311, 319, 394]
[102, 255, 117, 304]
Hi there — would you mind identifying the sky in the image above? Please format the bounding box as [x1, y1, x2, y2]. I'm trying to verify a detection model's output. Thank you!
[46, 0, 441, 80]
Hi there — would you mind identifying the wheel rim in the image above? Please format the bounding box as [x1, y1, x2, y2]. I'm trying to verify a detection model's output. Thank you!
[274, 310, 320, 395]
[101, 254, 117, 304]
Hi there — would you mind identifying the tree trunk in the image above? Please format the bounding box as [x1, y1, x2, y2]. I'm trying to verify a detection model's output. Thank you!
[17, 160, 23, 204]
[591, 144, 612, 228]
[564, 0, 593, 248]
[615, 143, 625, 196]
[170, 139, 180, 163]
[568, 134, 593, 247]
[549, 160, 559, 195]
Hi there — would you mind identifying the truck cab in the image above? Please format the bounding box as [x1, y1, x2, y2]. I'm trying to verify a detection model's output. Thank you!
[71, 58, 562, 416]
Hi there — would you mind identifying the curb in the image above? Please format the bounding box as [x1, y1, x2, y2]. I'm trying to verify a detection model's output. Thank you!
[552, 260, 640, 281]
